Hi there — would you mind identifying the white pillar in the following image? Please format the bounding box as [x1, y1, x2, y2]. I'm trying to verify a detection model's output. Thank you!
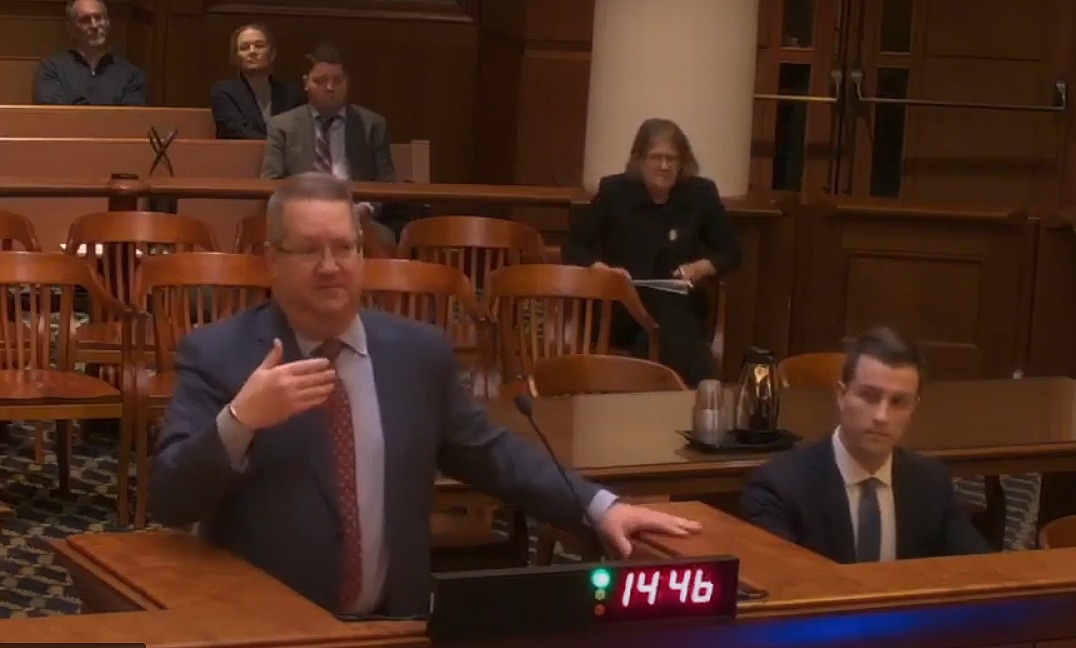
[582, 0, 759, 197]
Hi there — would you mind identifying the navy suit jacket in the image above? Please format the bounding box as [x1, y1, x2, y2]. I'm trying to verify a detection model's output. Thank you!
[740, 438, 991, 562]
[150, 303, 602, 615]
[210, 75, 304, 139]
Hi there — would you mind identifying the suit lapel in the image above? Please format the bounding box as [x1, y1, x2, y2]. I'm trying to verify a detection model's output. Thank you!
[295, 108, 316, 172]
[236, 76, 266, 134]
[268, 77, 290, 118]
[364, 316, 403, 522]
[815, 441, 857, 563]
[344, 106, 368, 181]
[256, 302, 340, 521]
[892, 449, 916, 559]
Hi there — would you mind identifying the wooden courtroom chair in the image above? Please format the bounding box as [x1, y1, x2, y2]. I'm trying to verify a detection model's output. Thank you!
[527, 353, 688, 564]
[397, 215, 548, 288]
[0, 210, 44, 460]
[1039, 515, 1076, 548]
[529, 354, 688, 397]
[66, 210, 218, 370]
[233, 210, 395, 259]
[705, 280, 728, 373]
[134, 252, 272, 528]
[397, 215, 547, 394]
[233, 214, 267, 255]
[357, 257, 489, 343]
[484, 264, 659, 397]
[356, 257, 528, 570]
[0, 251, 138, 523]
[0, 210, 42, 252]
[778, 352, 846, 387]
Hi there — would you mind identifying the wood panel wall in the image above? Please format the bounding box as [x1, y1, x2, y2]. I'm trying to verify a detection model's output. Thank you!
[3, 0, 1076, 378]
[900, 0, 1068, 205]
[0, 0, 594, 188]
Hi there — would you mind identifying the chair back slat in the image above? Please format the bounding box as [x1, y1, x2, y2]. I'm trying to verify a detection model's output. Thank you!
[0, 251, 126, 370]
[485, 264, 658, 383]
[135, 252, 271, 372]
[398, 216, 546, 292]
[65, 211, 218, 320]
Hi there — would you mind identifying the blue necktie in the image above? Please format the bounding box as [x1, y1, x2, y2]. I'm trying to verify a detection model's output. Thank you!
[856, 477, 881, 562]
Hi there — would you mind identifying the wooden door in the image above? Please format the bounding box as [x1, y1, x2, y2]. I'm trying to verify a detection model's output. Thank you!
[753, 0, 1070, 206]
[843, 0, 1068, 205]
[752, 0, 846, 196]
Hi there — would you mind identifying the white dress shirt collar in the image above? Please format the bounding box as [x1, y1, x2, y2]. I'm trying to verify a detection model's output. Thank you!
[832, 427, 893, 487]
[309, 104, 347, 122]
[293, 313, 369, 357]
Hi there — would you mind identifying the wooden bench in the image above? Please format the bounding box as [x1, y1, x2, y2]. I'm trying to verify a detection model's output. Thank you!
[0, 105, 218, 138]
[0, 138, 431, 249]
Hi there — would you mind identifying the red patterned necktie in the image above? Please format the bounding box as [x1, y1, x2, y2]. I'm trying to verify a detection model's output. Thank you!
[318, 338, 362, 609]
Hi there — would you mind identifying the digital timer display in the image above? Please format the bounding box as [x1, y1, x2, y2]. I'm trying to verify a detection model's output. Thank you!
[426, 556, 739, 641]
[589, 560, 735, 622]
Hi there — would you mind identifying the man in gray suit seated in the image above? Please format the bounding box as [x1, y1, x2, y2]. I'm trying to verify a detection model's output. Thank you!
[150, 173, 700, 618]
[261, 42, 396, 245]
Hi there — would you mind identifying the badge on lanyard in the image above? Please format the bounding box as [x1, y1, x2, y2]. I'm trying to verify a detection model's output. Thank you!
[668, 228, 678, 242]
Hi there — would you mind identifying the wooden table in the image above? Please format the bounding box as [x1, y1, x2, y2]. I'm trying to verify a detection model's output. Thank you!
[461, 377, 1076, 499]
[437, 376, 1076, 547]
[633, 502, 1076, 648]
[4, 501, 1076, 647]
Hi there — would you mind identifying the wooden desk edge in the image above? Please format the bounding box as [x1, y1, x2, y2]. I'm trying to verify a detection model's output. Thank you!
[41, 536, 432, 647]
[51, 537, 163, 610]
[635, 501, 1076, 618]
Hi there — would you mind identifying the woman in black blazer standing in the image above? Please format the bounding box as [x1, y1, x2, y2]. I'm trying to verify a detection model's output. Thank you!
[210, 24, 305, 140]
[564, 118, 742, 386]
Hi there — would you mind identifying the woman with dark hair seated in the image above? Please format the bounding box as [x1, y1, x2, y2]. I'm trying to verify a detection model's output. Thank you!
[210, 23, 304, 139]
[564, 118, 742, 386]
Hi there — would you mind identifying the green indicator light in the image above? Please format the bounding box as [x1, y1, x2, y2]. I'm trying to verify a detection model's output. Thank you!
[590, 568, 612, 589]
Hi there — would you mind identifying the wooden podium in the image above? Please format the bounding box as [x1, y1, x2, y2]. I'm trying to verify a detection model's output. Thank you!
[0, 501, 1072, 647]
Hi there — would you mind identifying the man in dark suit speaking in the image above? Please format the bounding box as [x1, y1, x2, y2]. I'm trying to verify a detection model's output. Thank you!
[150, 173, 699, 617]
[740, 327, 991, 563]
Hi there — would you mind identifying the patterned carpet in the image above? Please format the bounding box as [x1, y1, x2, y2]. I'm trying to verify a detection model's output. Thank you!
[0, 422, 1045, 619]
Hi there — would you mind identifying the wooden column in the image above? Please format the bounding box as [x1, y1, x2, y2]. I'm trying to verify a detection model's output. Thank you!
[472, 0, 595, 242]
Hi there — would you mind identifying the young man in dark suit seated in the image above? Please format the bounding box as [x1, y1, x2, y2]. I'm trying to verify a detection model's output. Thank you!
[740, 327, 992, 562]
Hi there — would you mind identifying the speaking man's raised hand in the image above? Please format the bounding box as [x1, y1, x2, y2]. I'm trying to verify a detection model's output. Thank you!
[229, 338, 337, 431]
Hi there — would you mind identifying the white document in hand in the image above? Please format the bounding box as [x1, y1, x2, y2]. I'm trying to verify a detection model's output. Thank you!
[631, 279, 692, 295]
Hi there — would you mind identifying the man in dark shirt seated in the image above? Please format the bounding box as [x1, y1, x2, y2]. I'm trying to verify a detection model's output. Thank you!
[740, 326, 992, 563]
[34, 0, 147, 106]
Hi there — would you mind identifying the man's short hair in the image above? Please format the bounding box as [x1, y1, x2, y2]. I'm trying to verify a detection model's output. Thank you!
[841, 326, 926, 387]
[304, 42, 345, 74]
[66, 0, 105, 20]
[265, 173, 360, 246]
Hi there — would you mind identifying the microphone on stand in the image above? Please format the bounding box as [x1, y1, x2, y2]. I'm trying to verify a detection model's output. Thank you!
[512, 393, 605, 557]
